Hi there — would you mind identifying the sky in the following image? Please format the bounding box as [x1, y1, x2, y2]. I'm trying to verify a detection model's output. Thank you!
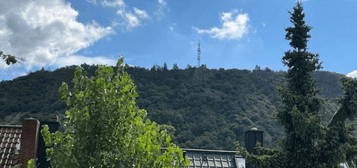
[0, 0, 357, 80]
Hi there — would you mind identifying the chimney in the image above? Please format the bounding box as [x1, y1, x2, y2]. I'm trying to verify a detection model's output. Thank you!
[245, 127, 263, 168]
[20, 118, 40, 167]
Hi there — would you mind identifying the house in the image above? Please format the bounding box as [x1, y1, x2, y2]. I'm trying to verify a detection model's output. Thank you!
[0, 119, 58, 168]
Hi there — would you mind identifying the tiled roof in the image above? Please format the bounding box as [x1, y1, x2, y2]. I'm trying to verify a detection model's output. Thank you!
[0, 125, 22, 168]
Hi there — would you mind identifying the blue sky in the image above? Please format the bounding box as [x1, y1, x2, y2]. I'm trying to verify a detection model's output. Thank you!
[1, 0, 357, 80]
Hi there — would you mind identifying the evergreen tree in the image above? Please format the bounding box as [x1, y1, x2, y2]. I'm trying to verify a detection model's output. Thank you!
[237, 2, 356, 168]
[278, 2, 322, 168]
[163, 63, 168, 71]
[172, 64, 179, 71]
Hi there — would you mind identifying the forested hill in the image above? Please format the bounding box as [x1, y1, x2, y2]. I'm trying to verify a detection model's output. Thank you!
[0, 65, 345, 150]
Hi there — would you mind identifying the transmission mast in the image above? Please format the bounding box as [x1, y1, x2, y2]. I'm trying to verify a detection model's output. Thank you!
[197, 41, 201, 67]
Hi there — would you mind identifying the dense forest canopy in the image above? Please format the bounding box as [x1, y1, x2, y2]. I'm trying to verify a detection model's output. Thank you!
[0, 64, 346, 150]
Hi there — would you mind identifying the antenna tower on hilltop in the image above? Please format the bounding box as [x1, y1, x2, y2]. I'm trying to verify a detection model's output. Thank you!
[197, 41, 201, 67]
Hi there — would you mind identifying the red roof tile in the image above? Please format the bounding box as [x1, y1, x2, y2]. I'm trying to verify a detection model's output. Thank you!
[0, 126, 22, 168]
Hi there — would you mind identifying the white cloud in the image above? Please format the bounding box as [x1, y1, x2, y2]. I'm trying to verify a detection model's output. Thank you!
[87, 0, 125, 8]
[155, 0, 168, 19]
[116, 8, 150, 29]
[91, 0, 149, 29]
[56, 55, 116, 67]
[196, 11, 249, 40]
[0, 0, 113, 69]
[346, 70, 357, 78]
[124, 13, 141, 28]
[102, 0, 125, 8]
[134, 8, 149, 19]
[158, 0, 166, 5]
[87, 0, 98, 5]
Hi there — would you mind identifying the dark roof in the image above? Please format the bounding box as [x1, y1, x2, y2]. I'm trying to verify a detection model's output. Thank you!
[183, 148, 245, 168]
[0, 125, 22, 168]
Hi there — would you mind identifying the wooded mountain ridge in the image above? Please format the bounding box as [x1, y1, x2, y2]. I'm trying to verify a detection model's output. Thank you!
[0, 65, 346, 150]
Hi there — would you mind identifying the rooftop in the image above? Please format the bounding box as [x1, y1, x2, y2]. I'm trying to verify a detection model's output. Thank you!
[183, 148, 245, 168]
[0, 125, 22, 168]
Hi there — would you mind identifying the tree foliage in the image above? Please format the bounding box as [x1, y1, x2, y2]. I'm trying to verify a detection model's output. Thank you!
[0, 64, 345, 149]
[237, 2, 356, 168]
[26, 159, 36, 168]
[0, 51, 18, 65]
[41, 59, 188, 168]
[279, 3, 322, 168]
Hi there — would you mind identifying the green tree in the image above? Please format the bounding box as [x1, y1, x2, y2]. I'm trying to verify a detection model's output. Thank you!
[279, 2, 322, 168]
[41, 58, 188, 168]
[237, 2, 356, 168]
[0, 51, 17, 65]
[172, 64, 179, 71]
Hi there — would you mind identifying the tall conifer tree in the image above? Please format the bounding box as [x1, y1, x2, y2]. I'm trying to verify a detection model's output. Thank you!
[237, 2, 356, 168]
[279, 2, 322, 168]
